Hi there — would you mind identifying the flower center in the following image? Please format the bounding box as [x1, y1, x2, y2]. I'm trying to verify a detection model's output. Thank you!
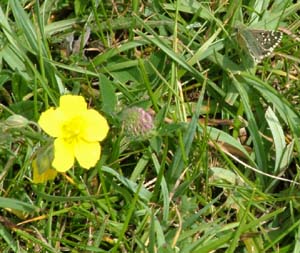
[62, 116, 84, 143]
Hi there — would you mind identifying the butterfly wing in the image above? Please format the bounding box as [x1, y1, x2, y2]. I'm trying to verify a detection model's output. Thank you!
[238, 29, 266, 62]
[250, 30, 282, 56]
[237, 27, 282, 63]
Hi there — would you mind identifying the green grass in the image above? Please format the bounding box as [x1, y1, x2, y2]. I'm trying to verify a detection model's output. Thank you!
[0, 0, 300, 252]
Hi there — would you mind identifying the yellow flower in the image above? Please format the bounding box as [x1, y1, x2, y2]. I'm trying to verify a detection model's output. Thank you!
[38, 95, 109, 172]
[32, 142, 58, 183]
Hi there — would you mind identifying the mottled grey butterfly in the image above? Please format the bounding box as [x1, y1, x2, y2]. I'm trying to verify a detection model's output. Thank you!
[236, 26, 283, 63]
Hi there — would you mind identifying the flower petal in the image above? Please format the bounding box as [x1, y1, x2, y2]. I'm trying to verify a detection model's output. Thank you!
[81, 109, 109, 141]
[74, 140, 100, 169]
[52, 138, 75, 172]
[38, 108, 64, 137]
[59, 95, 87, 117]
[32, 161, 57, 184]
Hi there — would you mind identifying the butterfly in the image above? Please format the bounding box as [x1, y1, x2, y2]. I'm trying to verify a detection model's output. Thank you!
[235, 26, 283, 63]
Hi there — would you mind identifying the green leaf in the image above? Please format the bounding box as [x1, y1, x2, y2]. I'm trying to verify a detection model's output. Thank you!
[0, 223, 19, 252]
[0, 197, 38, 213]
[99, 74, 117, 114]
[101, 166, 152, 202]
[265, 107, 286, 173]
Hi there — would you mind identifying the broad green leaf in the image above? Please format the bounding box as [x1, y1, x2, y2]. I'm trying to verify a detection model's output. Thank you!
[0, 197, 38, 213]
[99, 74, 117, 114]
